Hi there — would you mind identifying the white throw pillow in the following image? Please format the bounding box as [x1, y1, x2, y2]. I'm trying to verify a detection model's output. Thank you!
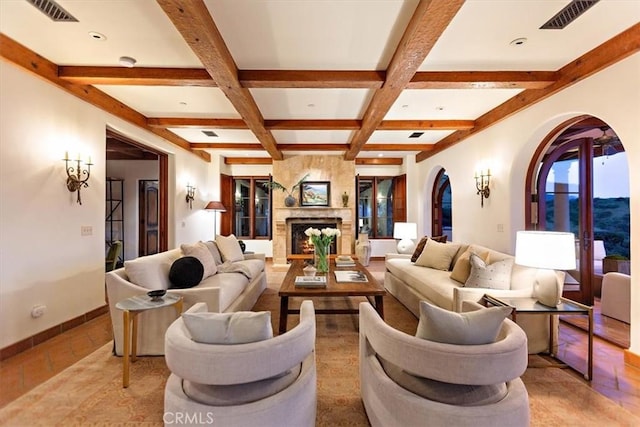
[415, 301, 512, 345]
[464, 253, 513, 290]
[180, 242, 217, 279]
[182, 311, 273, 344]
[216, 234, 245, 262]
[124, 256, 172, 290]
[414, 239, 460, 271]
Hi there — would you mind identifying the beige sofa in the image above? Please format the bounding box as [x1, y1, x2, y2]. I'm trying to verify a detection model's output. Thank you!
[384, 243, 556, 354]
[106, 248, 267, 356]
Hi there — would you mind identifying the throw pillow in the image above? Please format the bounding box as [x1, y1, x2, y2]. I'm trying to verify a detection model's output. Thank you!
[180, 242, 217, 279]
[411, 235, 448, 263]
[216, 234, 245, 263]
[450, 246, 491, 284]
[203, 240, 224, 265]
[414, 239, 460, 271]
[182, 311, 273, 344]
[464, 253, 513, 290]
[415, 301, 512, 345]
[169, 256, 204, 289]
[123, 256, 172, 290]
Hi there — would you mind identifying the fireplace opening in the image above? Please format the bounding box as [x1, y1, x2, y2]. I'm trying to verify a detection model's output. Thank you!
[290, 221, 339, 255]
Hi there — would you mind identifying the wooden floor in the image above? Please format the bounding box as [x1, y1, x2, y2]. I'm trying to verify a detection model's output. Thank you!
[1, 259, 638, 414]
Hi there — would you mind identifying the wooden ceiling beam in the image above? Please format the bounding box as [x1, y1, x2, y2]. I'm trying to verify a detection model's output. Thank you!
[407, 71, 558, 89]
[157, 0, 283, 160]
[239, 70, 384, 89]
[0, 34, 209, 162]
[344, 0, 465, 160]
[59, 66, 215, 86]
[356, 158, 403, 165]
[378, 120, 474, 130]
[224, 157, 273, 165]
[147, 118, 248, 129]
[416, 23, 640, 162]
[190, 142, 433, 152]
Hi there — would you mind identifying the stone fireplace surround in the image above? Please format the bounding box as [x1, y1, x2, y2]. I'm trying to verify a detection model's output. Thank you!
[273, 207, 353, 267]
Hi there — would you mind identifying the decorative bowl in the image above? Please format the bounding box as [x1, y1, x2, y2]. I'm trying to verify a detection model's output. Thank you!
[303, 265, 317, 277]
[147, 289, 167, 302]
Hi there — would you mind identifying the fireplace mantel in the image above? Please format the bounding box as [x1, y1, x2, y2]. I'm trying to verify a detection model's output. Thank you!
[273, 207, 353, 267]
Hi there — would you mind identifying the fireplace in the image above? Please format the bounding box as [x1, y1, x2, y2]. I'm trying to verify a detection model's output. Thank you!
[273, 207, 353, 267]
[290, 219, 339, 255]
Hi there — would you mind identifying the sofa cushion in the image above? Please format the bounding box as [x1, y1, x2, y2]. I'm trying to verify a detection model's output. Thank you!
[203, 240, 224, 265]
[378, 356, 508, 406]
[182, 363, 302, 406]
[415, 301, 512, 345]
[411, 235, 447, 263]
[465, 253, 513, 290]
[414, 239, 460, 271]
[180, 242, 217, 279]
[123, 250, 179, 290]
[450, 245, 491, 284]
[216, 234, 245, 262]
[198, 272, 250, 312]
[182, 310, 273, 344]
[168, 256, 204, 289]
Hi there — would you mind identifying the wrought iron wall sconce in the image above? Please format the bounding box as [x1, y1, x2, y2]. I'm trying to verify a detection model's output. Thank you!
[186, 184, 196, 209]
[474, 169, 491, 207]
[64, 152, 92, 205]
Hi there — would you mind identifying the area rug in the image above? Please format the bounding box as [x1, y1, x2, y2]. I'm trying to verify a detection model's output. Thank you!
[1, 271, 638, 426]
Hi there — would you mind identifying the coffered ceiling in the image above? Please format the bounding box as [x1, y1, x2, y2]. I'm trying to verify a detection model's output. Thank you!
[1, 0, 638, 164]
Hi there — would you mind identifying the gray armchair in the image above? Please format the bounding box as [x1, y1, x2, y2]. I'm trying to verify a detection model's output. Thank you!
[164, 301, 317, 427]
[359, 301, 530, 427]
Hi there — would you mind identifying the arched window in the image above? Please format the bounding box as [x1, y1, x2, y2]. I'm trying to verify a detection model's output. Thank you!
[431, 168, 452, 241]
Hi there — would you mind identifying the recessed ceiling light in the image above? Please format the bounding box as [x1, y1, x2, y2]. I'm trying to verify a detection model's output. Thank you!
[88, 31, 106, 41]
[401, 104, 409, 108]
[510, 37, 527, 46]
[179, 101, 188, 106]
[435, 106, 444, 111]
[119, 56, 136, 68]
[378, 153, 384, 157]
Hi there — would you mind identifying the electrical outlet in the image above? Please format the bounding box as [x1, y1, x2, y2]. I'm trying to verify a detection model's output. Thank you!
[81, 225, 92, 236]
[31, 304, 46, 318]
[497, 224, 504, 232]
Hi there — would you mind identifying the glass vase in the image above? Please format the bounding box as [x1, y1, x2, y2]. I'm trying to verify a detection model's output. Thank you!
[314, 243, 330, 274]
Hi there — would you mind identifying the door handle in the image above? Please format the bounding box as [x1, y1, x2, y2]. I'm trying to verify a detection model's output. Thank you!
[583, 231, 591, 251]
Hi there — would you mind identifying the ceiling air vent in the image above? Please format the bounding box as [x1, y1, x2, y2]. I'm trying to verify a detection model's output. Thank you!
[408, 132, 424, 138]
[202, 130, 218, 137]
[25, 0, 78, 22]
[540, 0, 599, 30]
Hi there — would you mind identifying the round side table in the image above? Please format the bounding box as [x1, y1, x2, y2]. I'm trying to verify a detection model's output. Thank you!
[115, 293, 183, 387]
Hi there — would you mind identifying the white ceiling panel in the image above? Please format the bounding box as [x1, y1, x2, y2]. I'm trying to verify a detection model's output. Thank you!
[251, 88, 373, 119]
[0, 0, 202, 67]
[204, 0, 419, 70]
[169, 129, 259, 143]
[386, 89, 523, 120]
[422, 0, 640, 71]
[368, 130, 454, 144]
[271, 130, 354, 144]
[95, 86, 241, 118]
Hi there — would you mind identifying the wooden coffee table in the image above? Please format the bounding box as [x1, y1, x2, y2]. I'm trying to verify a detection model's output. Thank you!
[278, 260, 386, 334]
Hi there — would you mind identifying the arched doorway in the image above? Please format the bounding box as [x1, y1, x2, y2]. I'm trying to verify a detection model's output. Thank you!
[525, 116, 630, 305]
[431, 168, 452, 241]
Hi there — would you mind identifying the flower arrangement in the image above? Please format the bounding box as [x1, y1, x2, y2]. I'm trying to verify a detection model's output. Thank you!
[304, 227, 341, 273]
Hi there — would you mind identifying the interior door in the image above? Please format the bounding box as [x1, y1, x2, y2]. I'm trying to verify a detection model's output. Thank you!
[537, 139, 594, 304]
[138, 180, 159, 256]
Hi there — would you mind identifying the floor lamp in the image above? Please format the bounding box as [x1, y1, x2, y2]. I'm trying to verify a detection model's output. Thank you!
[204, 201, 227, 237]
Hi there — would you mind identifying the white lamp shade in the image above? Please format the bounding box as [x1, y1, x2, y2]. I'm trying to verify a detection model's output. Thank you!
[515, 231, 576, 270]
[393, 222, 417, 240]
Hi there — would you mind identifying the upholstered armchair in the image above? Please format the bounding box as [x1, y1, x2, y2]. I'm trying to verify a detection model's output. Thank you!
[600, 272, 631, 323]
[164, 301, 317, 427]
[359, 301, 530, 427]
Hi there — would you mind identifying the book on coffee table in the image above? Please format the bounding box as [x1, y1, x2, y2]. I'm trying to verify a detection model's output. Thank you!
[294, 276, 327, 288]
[334, 270, 368, 283]
[335, 255, 356, 267]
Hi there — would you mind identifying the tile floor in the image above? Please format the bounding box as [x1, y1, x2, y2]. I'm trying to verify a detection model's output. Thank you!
[1, 260, 638, 415]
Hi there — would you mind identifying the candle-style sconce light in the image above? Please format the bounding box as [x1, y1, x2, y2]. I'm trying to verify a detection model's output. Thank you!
[64, 152, 93, 205]
[186, 184, 196, 209]
[474, 169, 491, 207]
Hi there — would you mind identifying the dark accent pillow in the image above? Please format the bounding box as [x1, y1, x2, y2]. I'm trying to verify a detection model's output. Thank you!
[411, 235, 448, 262]
[169, 256, 204, 289]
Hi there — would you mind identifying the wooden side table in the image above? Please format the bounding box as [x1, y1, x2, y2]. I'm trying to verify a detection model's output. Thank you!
[483, 295, 593, 380]
[115, 293, 183, 387]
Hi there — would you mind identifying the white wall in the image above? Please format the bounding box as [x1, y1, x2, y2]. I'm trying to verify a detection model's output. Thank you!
[0, 62, 216, 348]
[414, 53, 640, 356]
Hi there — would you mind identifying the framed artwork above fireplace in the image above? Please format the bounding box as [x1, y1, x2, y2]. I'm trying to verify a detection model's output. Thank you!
[300, 181, 330, 207]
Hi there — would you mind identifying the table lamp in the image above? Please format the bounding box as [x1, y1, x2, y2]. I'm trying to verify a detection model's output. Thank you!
[514, 230, 576, 307]
[393, 222, 417, 255]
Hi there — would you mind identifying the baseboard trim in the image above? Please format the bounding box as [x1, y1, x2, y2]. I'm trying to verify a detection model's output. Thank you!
[624, 349, 640, 369]
[0, 305, 109, 361]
